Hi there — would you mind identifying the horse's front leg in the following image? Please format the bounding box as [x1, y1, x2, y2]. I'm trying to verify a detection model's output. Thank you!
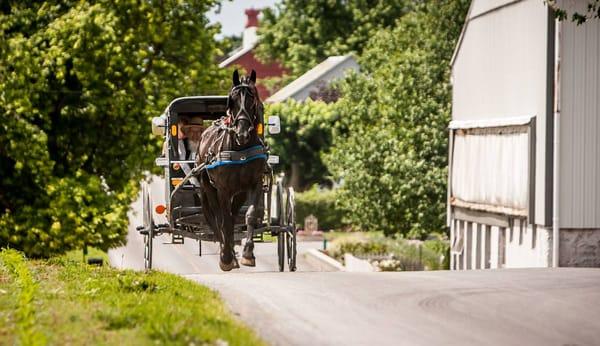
[241, 181, 263, 267]
[218, 191, 239, 271]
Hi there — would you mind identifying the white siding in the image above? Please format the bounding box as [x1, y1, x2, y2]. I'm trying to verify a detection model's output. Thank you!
[559, 8, 600, 228]
[452, 0, 550, 225]
[452, 218, 552, 270]
[504, 221, 551, 268]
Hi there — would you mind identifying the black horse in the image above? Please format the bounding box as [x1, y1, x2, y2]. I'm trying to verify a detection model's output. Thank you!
[197, 69, 266, 271]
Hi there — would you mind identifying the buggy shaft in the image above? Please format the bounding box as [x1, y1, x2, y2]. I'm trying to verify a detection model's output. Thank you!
[169, 163, 206, 202]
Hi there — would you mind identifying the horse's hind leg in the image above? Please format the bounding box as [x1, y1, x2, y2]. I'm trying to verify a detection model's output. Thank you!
[241, 182, 263, 267]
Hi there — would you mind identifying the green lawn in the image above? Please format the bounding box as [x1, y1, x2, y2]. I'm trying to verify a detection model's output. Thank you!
[0, 249, 264, 345]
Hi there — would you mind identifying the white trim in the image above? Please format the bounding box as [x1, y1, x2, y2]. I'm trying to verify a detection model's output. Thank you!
[552, 18, 561, 268]
[449, 115, 533, 129]
[450, 1, 474, 68]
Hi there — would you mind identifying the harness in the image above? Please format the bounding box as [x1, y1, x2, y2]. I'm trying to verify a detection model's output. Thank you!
[205, 82, 267, 171]
[205, 145, 267, 170]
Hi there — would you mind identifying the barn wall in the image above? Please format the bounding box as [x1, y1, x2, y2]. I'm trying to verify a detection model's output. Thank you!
[450, 217, 552, 269]
[504, 221, 552, 268]
[560, 230, 600, 267]
[558, 3, 600, 229]
[451, 0, 550, 225]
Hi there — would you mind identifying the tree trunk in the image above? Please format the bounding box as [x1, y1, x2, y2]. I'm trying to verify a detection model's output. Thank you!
[290, 162, 302, 191]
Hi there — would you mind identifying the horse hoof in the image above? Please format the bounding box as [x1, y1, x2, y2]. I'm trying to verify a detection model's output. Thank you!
[240, 257, 256, 267]
[219, 260, 237, 272]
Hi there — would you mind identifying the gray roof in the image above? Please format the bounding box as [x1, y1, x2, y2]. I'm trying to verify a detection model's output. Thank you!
[266, 55, 359, 103]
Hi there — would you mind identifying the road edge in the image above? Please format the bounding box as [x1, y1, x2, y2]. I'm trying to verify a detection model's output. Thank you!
[304, 248, 344, 271]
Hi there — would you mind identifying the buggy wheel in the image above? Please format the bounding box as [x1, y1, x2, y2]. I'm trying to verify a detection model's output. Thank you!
[142, 183, 154, 270]
[272, 180, 285, 227]
[275, 181, 285, 271]
[277, 231, 285, 272]
[286, 187, 297, 272]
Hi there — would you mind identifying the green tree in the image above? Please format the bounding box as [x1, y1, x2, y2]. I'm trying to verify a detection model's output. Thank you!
[0, 0, 228, 257]
[326, 1, 469, 238]
[547, 0, 600, 24]
[215, 34, 242, 61]
[256, 0, 413, 77]
[267, 100, 336, 191]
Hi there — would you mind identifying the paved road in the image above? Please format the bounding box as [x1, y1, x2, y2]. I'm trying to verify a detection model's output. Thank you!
[190, 269, 600, 346]
[110, 178, 600, 345]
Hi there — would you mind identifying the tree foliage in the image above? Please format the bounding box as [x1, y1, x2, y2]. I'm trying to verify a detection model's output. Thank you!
[326, 1, 469, 238]
[0, 0, 227, 257]
[266, 100, 336, 191]
[215, 34, 242, 61]
[295, 187, 344, 231]
[547, 0, 600, 24]
[256, 0, 413, 77]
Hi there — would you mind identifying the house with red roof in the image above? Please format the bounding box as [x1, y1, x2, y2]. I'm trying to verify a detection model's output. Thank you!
[219, 8, 287, 99]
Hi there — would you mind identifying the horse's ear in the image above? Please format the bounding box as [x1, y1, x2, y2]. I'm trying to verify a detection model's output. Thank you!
[232, 69, 240, 86]
[250, 70, 256, 84]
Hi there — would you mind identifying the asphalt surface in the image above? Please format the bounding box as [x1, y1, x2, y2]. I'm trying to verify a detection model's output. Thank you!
[110, 177, 600, 346]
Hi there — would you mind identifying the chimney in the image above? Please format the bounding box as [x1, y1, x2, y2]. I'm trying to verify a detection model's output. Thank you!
[245, 8, 259, 28]
[243, 8, 260, 49]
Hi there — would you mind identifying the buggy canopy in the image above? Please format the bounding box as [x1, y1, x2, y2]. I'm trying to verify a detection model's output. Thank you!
[165, 96, 228, 120]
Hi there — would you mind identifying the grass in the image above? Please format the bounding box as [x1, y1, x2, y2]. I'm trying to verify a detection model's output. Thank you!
[0, 249, 264, 346]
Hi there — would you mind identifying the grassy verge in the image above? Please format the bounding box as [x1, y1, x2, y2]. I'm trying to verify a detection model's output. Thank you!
[0, 249, 264, 345]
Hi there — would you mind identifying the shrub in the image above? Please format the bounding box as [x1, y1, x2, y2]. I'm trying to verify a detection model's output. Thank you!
[295, 187, 345, 231]
[326, 232, 449, 270]
[423, 238, 450, 270]
[266, 100, 336, 191]
[327, 232, 389, 261]
[0, 1, 227, 257]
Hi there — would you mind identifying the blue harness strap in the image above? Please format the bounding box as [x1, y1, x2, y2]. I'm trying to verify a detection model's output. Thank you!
[205, 145, 267, 170]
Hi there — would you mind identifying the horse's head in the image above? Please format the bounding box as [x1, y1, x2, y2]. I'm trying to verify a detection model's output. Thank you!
[228, 69, 262, 146]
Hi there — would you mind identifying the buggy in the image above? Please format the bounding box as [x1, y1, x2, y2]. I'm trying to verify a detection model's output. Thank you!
[137, 96, 297, 271]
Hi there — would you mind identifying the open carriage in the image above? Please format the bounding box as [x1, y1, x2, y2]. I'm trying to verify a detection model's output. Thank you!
[137, 96, 297, 272]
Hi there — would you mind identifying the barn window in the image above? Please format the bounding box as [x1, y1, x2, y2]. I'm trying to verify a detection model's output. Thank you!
[449, 117, 535, 219]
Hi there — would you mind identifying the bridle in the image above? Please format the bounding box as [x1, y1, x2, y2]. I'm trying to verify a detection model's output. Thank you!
[228, 83, 258, 133]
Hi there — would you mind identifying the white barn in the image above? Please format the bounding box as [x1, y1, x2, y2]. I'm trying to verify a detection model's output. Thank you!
[449, 0, 600, 269]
